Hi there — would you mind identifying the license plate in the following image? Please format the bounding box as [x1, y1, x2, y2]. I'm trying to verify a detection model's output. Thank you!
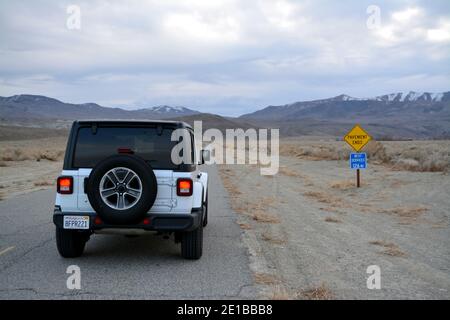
[63, 216, 90, 230]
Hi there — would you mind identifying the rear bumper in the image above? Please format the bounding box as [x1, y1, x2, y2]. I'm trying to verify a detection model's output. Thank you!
[53, 207, 203, 232]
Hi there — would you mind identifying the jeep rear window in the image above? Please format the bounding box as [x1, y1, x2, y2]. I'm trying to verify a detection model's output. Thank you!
[73, 126, 179, 169]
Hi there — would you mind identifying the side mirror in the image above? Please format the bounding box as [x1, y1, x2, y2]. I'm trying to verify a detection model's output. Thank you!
[200, 150, 210, 165]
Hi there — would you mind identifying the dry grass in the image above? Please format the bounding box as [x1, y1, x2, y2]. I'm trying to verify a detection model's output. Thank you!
[364, 140, 391, 163]
[280, 140, 388, 162]
[236, 197, 279, 223]
[219, 168, 242, 198]
[381, 206, 428, 223]
[280, 143, 344, 161]
[0, 149, 28, 161]
[303, 191, 342, 207]
[278, 166, 303, 177]
[324, 216, 342, 223]
[303, 191, 332, 204]
[254, 273, 279, 285]
[369, 240, 394, 247]
[392, 158, 448, 172]
[37, 150, 64, 161]
[252, 211, 280, 224]
[390, 145, 450, 172]
[319, 207, 344, 214]
[219, 166, 280, 224]
[34, 180, 53, 187]
[329, 180, 355, 190]
[299, 283, 334, 300]
[268, 285, 292, 300]
[369, 240, 407, 257]
[238, 222, 252, 230]
[0, 148, 64, 162]
[382, 247, 407, 257]
[261, 232, 286, 245]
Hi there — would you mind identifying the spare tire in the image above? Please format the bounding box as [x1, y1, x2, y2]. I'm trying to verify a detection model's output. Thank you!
[86, 155, 158, 224]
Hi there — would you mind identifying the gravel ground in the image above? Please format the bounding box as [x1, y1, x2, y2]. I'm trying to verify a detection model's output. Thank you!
[219, 154, 450, 299]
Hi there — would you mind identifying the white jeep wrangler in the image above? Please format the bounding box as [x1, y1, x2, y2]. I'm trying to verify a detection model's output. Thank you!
[53, 120, 209, 259]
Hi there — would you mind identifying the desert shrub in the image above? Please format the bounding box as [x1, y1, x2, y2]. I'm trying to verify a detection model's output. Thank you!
[280, 144, 345, 161]
[421, 154, 449, 172]
[393, 154, 448, 172]
[392, 158, 420, 171]
[36, 150, 64, 162]
[365, 141, 391, 163]
[0, 149, 32, 161]
[392, 148, 449, 172]
[280, 140, 449, 172]
[0, 148, 64, 162]
[312, 147, 340, 160]
[397, 147, 425, 162]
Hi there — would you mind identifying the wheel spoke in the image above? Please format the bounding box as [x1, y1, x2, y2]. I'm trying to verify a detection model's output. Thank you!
[123, 171, 136, 185]
[106, 171, 119, 185]
[101, 187, 117, 198]
[126, 188, 140, 198]
[117, 194, 125, 209]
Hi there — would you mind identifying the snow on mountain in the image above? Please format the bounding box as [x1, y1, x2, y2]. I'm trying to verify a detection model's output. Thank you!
[324, 91, 446, 103]
[146, 105, 198, 115]
[373, 91, 445, 102]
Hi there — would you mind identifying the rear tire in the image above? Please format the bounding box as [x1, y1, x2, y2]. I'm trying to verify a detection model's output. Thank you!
[86, 154, 158, 225]
[56, 227, 87, 258]
[181, 222, 203, 260]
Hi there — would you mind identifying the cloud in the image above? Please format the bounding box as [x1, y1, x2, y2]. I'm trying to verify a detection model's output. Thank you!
[0, 0, 449, 115]
[427, 20, 450, 42]
[392, 7, 421, 22]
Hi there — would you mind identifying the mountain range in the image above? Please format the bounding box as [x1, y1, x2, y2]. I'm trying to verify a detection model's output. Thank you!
[0, 95, 199, 121]
[240, 91, 450, 121]
[1, 92, 449, 139]
[240, 91, 450, 139]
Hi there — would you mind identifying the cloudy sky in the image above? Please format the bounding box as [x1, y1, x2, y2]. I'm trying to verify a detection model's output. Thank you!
[0, 0, 449, 115]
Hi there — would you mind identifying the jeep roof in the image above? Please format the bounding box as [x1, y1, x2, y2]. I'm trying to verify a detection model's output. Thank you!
[73, 119, 193, 130]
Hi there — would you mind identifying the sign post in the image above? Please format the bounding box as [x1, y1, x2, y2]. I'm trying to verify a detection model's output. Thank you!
[357, 169, 360, 188]
[344, 125, 371, 188]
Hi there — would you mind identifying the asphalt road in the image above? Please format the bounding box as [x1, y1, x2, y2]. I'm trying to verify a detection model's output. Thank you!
[0, 166, 257, 299]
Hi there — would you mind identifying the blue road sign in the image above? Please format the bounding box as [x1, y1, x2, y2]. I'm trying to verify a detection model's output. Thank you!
[350, 153, 367, 169]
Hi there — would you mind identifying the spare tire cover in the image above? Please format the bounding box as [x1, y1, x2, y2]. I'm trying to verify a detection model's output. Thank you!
[86, 154, 158, 224]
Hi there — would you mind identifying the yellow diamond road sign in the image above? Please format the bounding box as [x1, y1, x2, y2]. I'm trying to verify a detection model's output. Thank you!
[344, 125, 372, 152]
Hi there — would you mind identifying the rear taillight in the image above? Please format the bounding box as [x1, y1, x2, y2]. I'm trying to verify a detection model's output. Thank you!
[177, 178, 193, 196]
[57, 176, 73, 194]
[117, 147, 134, 154]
